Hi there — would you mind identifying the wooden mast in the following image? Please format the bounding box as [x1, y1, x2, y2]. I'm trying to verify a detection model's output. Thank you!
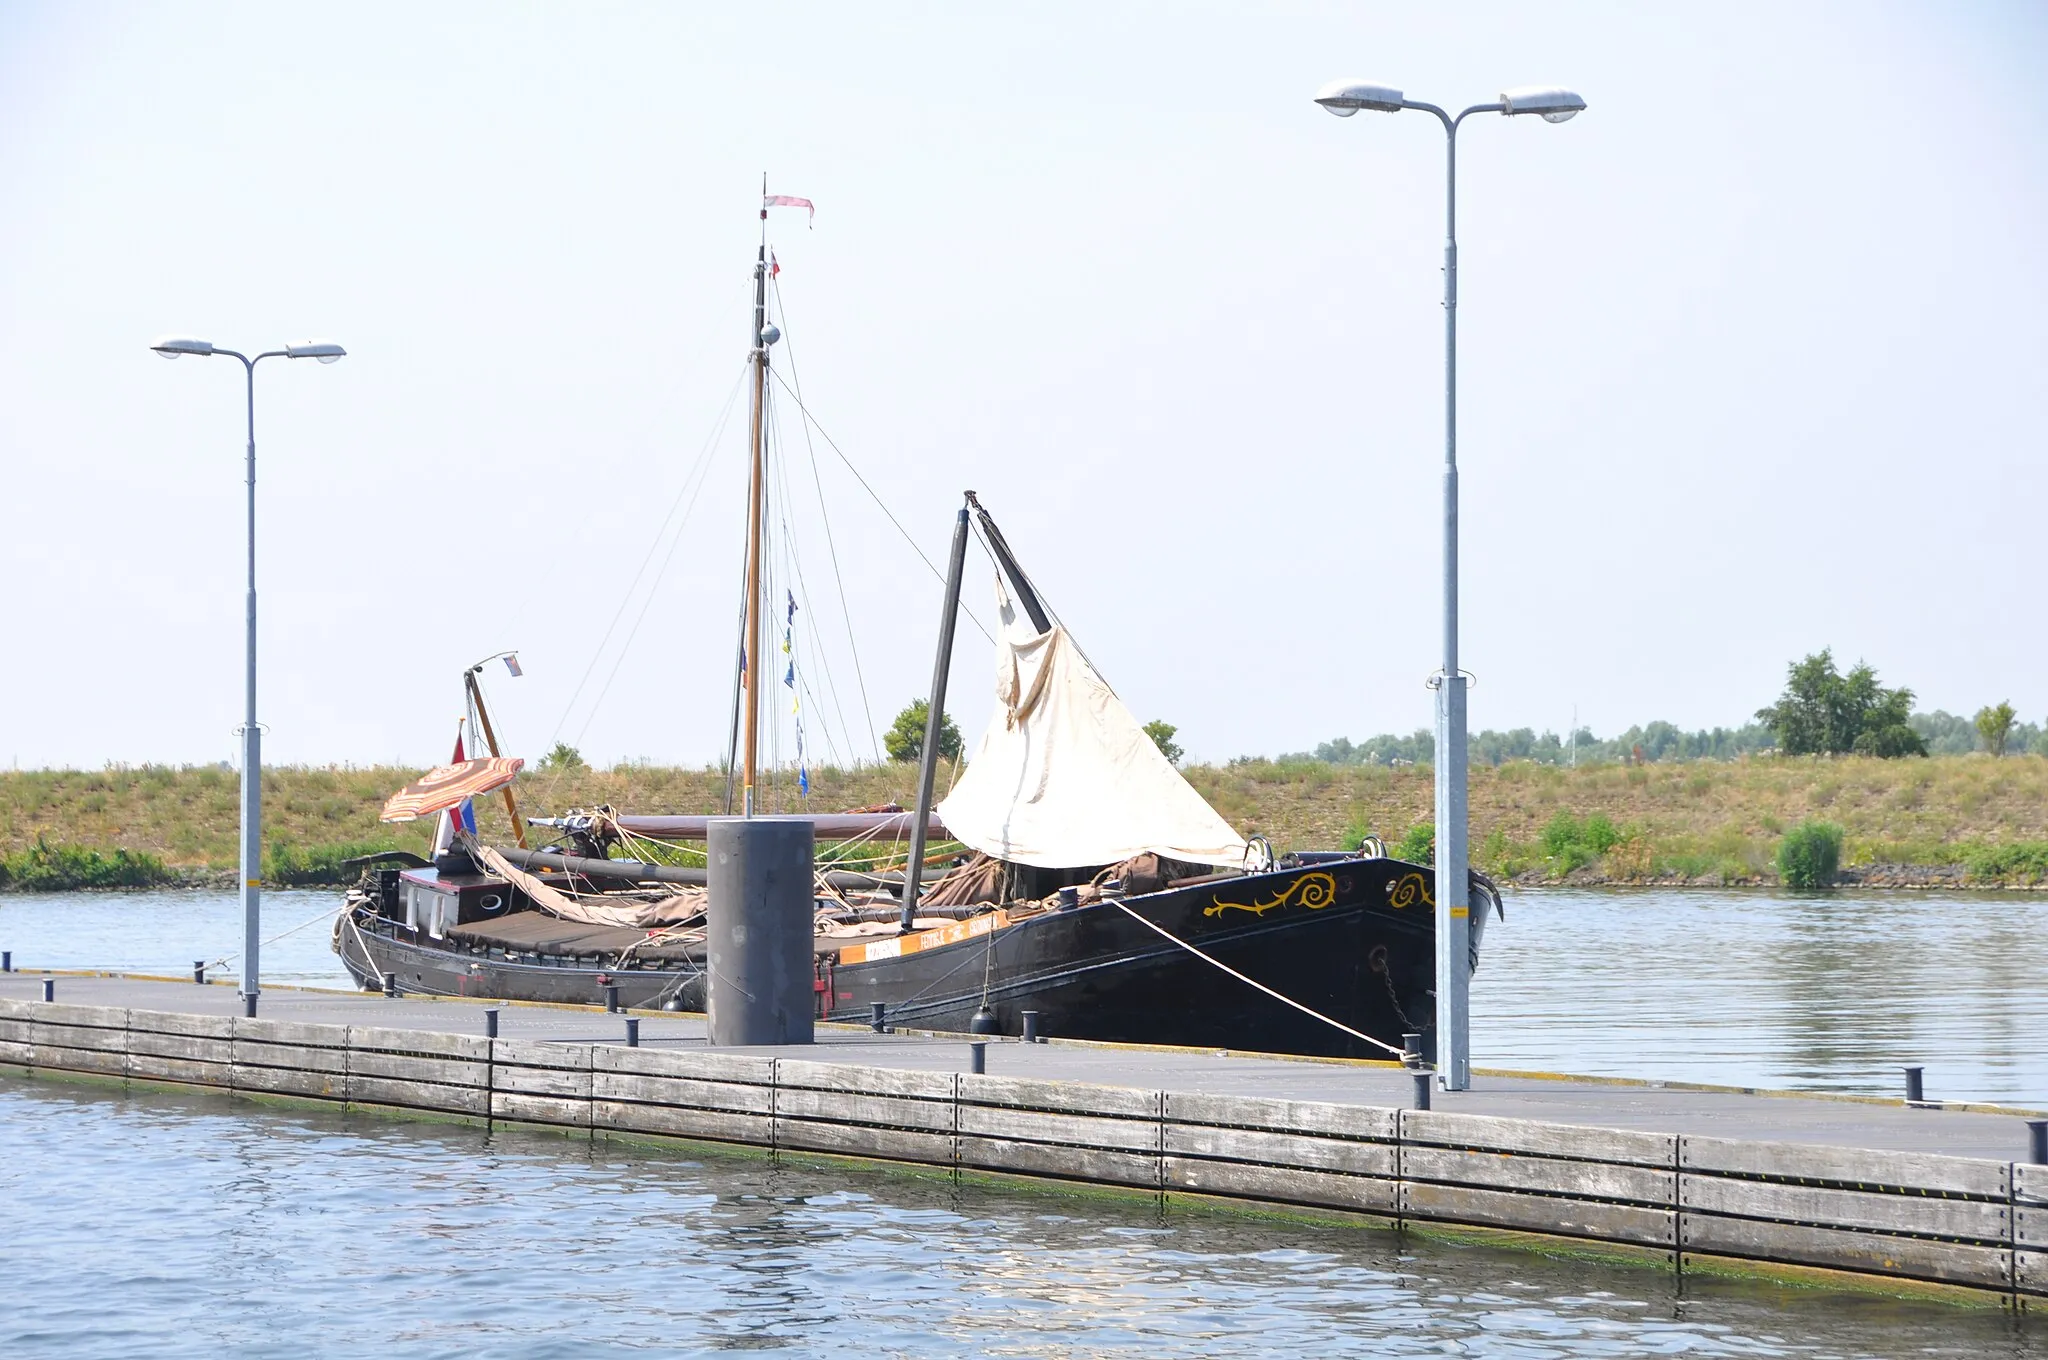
[464, 668, 526, 848]
[741, 193, 770, 817]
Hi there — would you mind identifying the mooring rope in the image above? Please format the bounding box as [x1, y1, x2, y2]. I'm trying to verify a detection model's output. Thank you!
[1102, 898, 1407, 1058]
[200, 900, 347, 972]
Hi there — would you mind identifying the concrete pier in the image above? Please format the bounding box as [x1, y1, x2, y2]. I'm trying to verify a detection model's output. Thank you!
[3, 973, 2043, 1303]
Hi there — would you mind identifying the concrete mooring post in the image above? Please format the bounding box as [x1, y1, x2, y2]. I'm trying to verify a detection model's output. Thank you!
[706, 817, 816, 1047]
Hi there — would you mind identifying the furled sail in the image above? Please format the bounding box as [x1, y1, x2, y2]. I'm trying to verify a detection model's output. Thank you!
[937, 578, 1248, 870]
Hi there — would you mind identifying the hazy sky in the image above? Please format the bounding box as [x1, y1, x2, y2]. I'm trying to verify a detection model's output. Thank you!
[3, 2, 2043, 773]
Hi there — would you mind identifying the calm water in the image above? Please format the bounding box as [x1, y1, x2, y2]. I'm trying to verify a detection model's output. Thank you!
[0, 1079, 2038, 1358]
[1, 886, 2043, 1104]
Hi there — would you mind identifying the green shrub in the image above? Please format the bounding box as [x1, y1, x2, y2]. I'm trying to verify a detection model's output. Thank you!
[1394, 823, 1434, 864]
[0, 836, 172, 891]
[1536, 811, 1626, 876]
[1340, 814, 1379, 853]
[1962, 841, 2048, 884]
[1777, 820, 1843, 888]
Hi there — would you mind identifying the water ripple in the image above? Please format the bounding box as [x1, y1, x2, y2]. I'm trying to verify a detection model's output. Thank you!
[0, 1081, 2039, 1358]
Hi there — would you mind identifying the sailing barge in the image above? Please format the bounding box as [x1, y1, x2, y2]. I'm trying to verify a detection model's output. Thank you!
[336, 491, 1498, 1058]
[334, 200, 1497, 1061]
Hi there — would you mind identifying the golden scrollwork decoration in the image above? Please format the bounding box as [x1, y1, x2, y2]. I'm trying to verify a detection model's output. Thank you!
[1386, 872, 1434, 910]
[1205, 871, 1337, 919]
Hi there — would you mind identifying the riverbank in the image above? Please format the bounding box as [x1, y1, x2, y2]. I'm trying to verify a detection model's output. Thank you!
[6, 755, 2048, 889]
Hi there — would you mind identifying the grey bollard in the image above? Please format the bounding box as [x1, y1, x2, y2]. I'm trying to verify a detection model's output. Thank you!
[1021, 1010, 1041, 1044]
[625, 1016, 640, 1047]
[706, 817, 817, 1046]
[484, 1007, 500, 1039]
[969, 1041, 987, 1075]
[195, 960, 206, 985]
[41, 977, 54, 1002]
[1401, 1032, 1423, 1069]
[603, 984, 620, 1014]
[1411, 1070, 1432, 1111]
[870, 1001, 887, 1033]
[1903, 1065, 1925, 1104]
[2028, 1119, 2047, 1166]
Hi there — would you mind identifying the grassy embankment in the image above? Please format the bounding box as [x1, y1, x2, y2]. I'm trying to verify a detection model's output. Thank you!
[6, 755, 2048, 890]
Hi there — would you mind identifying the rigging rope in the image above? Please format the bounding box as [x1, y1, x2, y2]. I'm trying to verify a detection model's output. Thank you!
[769, 369, 993, 644]
[568, 367, 746, 760]
[1101, 897, 1407, 1057]
[770, 278, 885, 761]
[548, 362, 748, 758]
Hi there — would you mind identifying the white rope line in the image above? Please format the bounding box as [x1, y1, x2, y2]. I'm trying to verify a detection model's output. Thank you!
[202, 900, 347, 970]
[1102, 898, 1406, 1057]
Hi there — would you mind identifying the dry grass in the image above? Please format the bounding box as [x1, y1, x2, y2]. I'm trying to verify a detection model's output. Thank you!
[6, 753, 2048, 884]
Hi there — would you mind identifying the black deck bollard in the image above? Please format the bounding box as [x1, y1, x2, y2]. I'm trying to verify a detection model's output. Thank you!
[382, 972, 399, 998]
[969, 1041, 987, 1075]
[604, 984, 620, 1014]
[194, 960, 206, 985]
[1021, 1010, 1041, 1044]
[1903, 1065, 1925, 1104]
[870, 1001, 887, 1033]
[484, 1007, 500, 1039]
[2028, 1119, 2047, 1166]
[40, 977, 53, 1003]
[625, 1016, 641, 1048]
[1411, 1070, 1432, 1111]
[2, 950, 11, 972]
[1402, 1032, 1423, 1069]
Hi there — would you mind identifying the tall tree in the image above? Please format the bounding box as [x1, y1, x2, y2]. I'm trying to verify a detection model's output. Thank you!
[1975, 701, 2018, 757]
[1143, 720, 1183, 765]
[883, 698, 962, 763]
[1756, 649, 1925, 757]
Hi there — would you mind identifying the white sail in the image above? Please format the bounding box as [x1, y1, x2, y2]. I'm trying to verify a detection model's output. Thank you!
[937, 578, 1248, 870]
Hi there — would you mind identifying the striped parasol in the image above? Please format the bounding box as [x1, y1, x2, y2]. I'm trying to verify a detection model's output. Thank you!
[380, 757, 525, 823]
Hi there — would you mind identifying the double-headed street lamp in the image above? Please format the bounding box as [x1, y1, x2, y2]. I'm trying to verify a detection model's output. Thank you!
[151, 335, 347, 1017]
[1315, 80, 1584, 1091]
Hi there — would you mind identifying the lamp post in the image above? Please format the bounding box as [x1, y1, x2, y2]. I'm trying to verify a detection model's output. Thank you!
[151, 335, 346, 1017]
[1314, 80, 1584, 1091]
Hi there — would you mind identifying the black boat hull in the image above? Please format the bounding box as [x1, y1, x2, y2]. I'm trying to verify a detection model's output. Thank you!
[335, 857, 1479, 1059]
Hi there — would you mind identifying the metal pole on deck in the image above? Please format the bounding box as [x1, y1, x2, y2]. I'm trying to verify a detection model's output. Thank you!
[150, 335, 346, 1019]
[1312, 79, 1585, 1091]
[900, 502, 972, 932]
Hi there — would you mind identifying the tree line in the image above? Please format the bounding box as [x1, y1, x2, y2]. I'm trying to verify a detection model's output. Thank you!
[1279, 649, 2045, 768]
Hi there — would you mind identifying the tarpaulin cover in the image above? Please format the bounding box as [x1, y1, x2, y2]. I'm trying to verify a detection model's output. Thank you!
[937, 577, 1248, 870]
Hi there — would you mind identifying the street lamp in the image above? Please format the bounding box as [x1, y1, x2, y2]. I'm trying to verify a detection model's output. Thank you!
[151, 334, 347, 1017]
[1314, 78, 1584, 1092]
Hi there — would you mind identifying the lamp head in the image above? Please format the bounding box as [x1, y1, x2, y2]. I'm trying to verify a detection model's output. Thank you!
[284, 340, 347, 364]
[151, 336, 215, 359]
[1314, 77, 1405, 117]
[1500, 86, 1586, 123]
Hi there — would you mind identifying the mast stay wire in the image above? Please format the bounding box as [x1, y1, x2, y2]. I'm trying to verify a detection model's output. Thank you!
[544, 279, 754, 751]
[765, 388, 858, 772]
[768, 368, 993, 646]
[769, 278, 885, 762]
[563, 363, 747, 765]
[536, 360, 748, 811]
